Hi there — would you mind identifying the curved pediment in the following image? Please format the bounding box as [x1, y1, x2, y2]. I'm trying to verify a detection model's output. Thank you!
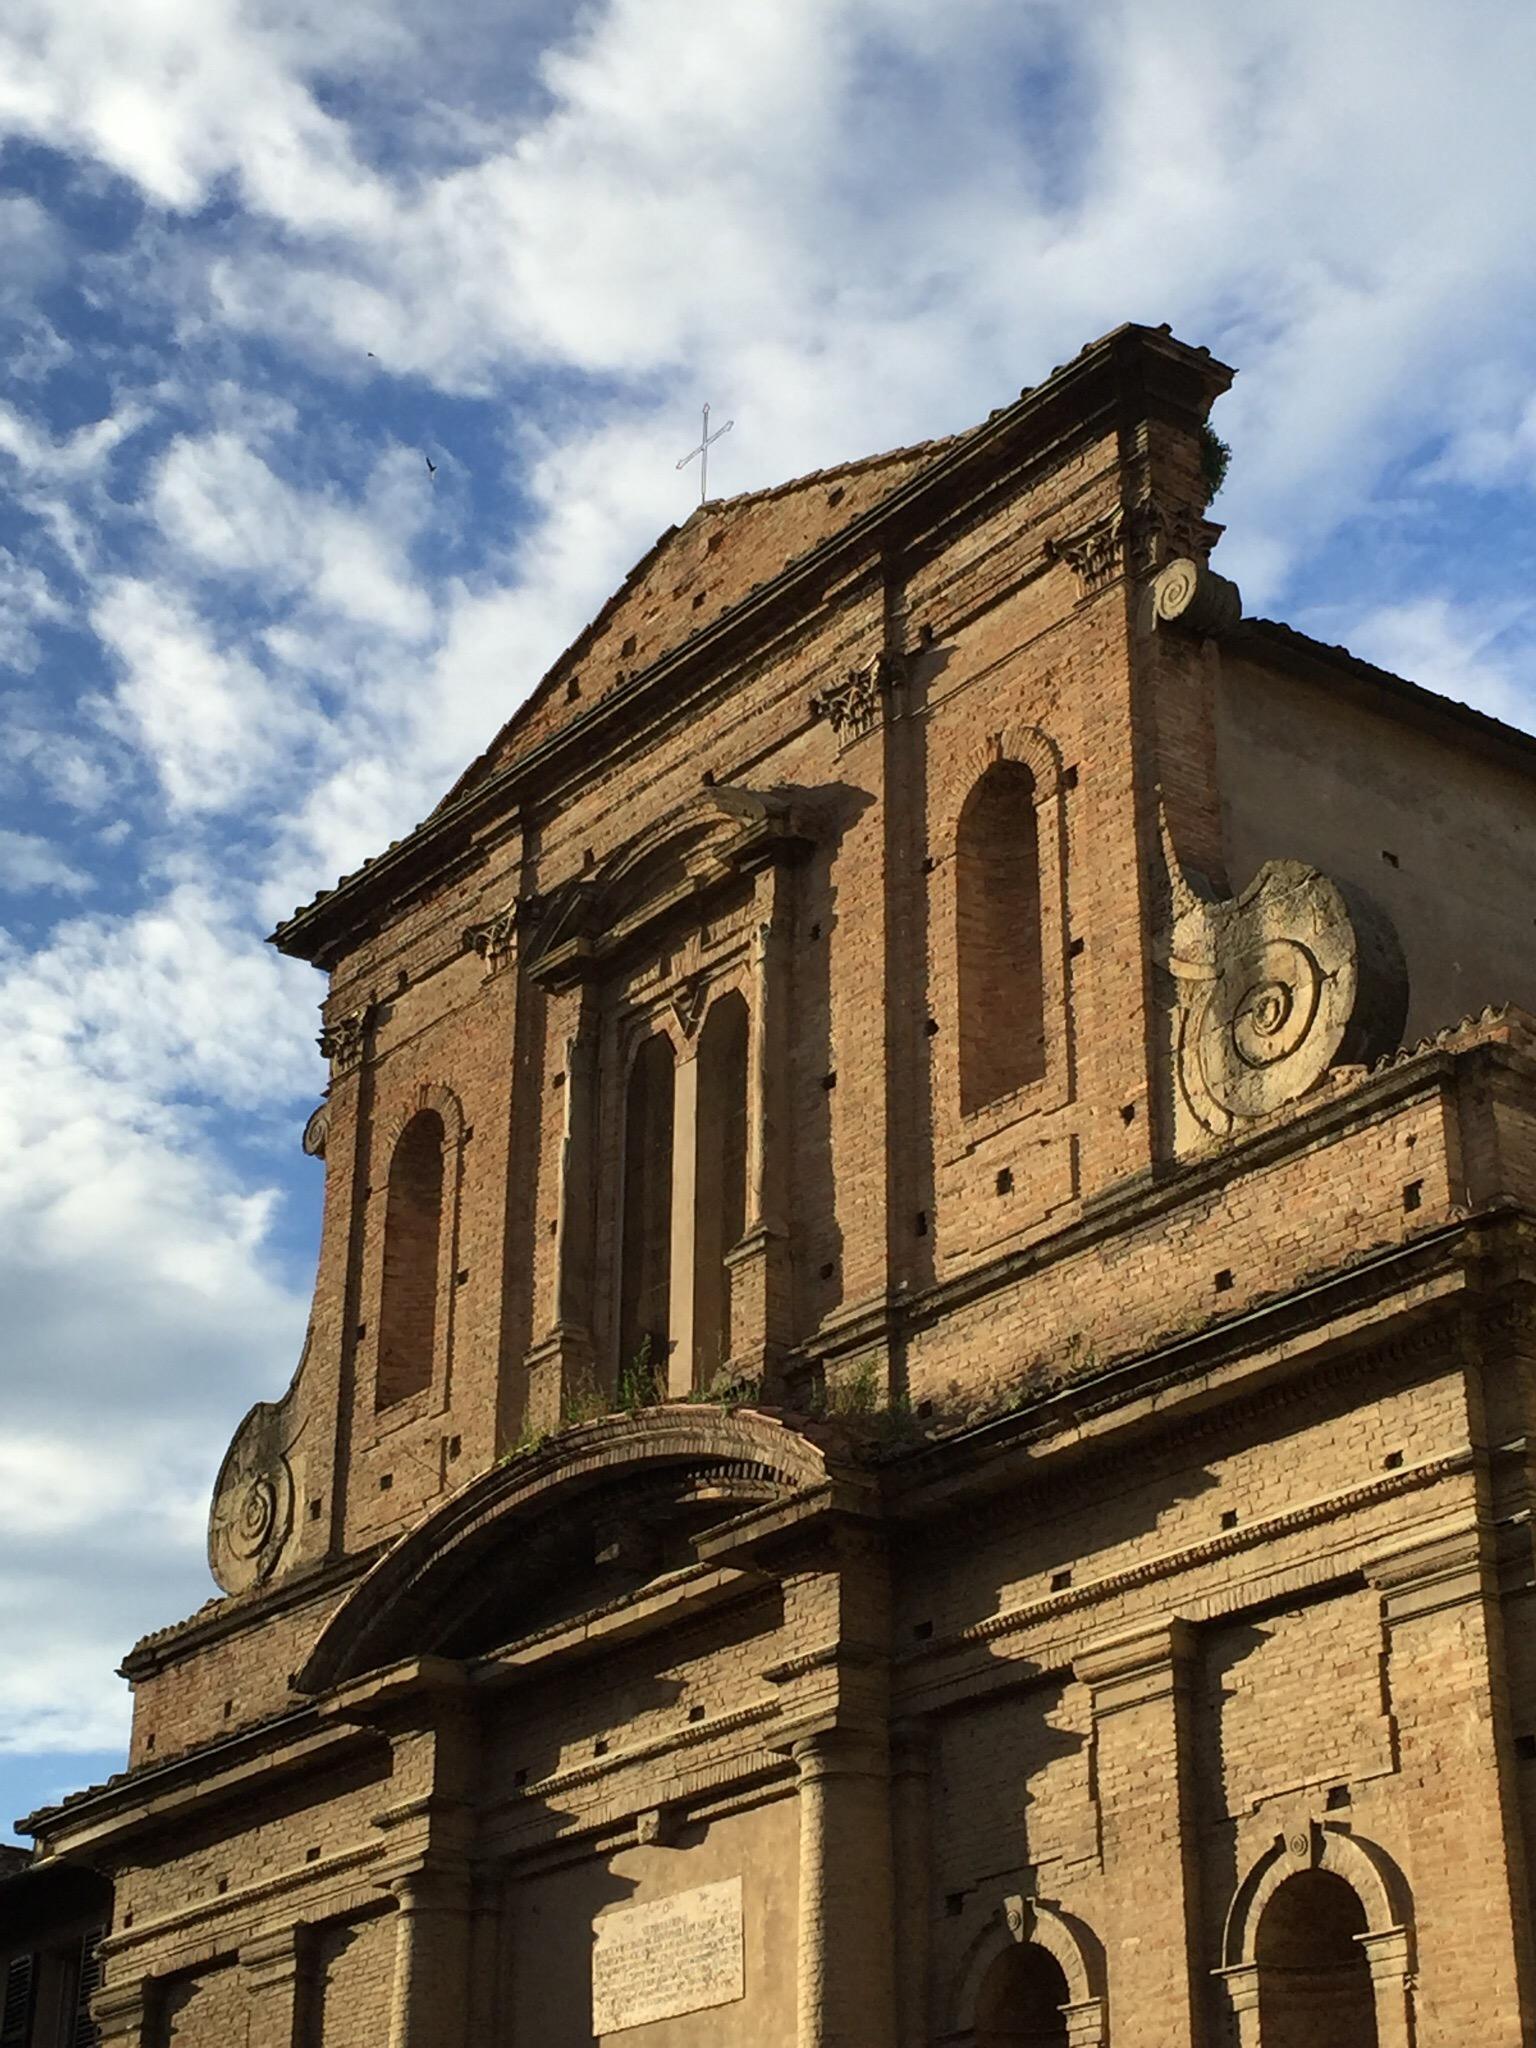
[298, 1407, 831, 1693]
[522, 786, 815, 988]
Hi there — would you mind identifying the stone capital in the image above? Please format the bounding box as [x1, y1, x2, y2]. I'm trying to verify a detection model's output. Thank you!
[1073, 1614, 1195, 1713]
[789, 1724, 890, 1783]
[1364, 1512, 1487, 1622]
[93, 1980, 151, 2043]
[240, 1926, 307, 1993]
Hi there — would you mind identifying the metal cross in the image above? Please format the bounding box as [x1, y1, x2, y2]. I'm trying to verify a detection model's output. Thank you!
[676, 401, 733, 504]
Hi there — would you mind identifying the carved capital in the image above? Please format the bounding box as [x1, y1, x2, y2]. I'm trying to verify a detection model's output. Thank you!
[463, 906, 517, 971]
[317, 1002, 375, 1071]
[812, 650, 902, 744]
[1047, 512, 1128, 596]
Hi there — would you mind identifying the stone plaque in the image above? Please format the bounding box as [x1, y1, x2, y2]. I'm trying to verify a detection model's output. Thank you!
[591, 1876, 745, 2035]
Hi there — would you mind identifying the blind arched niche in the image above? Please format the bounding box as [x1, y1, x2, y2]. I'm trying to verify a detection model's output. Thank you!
[377, 1108, 446, 1409]
[956, 759, 1046, 1115]
[618, 1031, 676, 1386]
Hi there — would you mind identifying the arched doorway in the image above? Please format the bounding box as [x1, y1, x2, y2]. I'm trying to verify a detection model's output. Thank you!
[1254, 1869, 1377, 2048]
[974, 1940, 1072, 2047]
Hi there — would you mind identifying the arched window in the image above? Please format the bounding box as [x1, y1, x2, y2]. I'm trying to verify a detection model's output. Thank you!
[956, 761, 1046, 1115]
[377, 1109, 445, 1409]
[974, 1941, 1071, 2047]
[619, 1033, 676, 1386]
[693, 992, 749, 1389]
[1255, 1870, 1377, 2048]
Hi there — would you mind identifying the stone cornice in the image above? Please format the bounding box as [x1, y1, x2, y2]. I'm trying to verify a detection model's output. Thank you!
[880, 1234, 1475, 1525]
[119, 1548, 377, 1679]
[24, 1713, 377, 1856]
[895, 1447, 1474, 1686]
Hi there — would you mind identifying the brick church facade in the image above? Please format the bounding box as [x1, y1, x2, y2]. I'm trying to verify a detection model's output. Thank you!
[12, 322, 1536, 2043]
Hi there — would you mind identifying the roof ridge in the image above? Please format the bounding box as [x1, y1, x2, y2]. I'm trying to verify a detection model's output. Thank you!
[698, 425, 968, 514]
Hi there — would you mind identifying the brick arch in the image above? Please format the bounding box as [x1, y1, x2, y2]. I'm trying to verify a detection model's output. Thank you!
[951, 1896, 1106, 2046]
[1222, 1823, 1407, 1966]
[376, 1079, 467, 1158]
[1217, 1823, 1414, 2048]
[297, 1407, 834, 1693]
[954, 721, 1065, 807]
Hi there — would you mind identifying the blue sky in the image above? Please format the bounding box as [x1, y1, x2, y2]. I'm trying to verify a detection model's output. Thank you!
[4, 0, 1536, 1842]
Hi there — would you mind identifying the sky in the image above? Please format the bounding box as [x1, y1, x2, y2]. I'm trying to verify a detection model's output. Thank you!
[4, 0, 1536, 1842]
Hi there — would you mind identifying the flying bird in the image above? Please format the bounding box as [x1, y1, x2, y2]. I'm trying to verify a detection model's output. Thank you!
[425, 456, 437, 478]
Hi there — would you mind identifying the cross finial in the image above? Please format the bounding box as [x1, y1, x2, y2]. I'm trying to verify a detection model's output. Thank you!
[676, 401, 733, 504]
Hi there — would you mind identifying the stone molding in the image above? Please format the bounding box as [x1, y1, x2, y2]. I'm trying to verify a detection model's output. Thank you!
[901, 1448, 1473, 1669]
[522, 785, 814, 989]
[1363, 1510, 1487, 1621]
[299, 1409, 833, 1692]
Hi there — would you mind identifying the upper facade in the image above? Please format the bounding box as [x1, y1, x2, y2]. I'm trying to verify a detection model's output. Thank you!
[189, 322, 1536, 1624]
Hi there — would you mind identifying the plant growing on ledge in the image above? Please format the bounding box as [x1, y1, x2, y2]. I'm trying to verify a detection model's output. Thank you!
[1200, 421, 1231, 501]
[619, 1334, 663, 1414]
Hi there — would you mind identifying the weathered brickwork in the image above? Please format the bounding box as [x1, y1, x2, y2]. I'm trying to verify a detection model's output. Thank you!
[13, 323, 1536, 2048]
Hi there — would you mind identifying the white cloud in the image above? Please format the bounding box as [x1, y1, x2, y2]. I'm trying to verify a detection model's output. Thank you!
[0, 548, 66, 671]
[0, 828, 90, 896]
[152, 432, 432, 640]
[90, 576, 317, 815]
[0, 888, 318, 1757]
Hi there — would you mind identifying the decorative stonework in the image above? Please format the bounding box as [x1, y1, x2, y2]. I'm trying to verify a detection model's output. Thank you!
[1217, 1823, 1415, 2048]
[1049, 503, 1226, 599]
[316, 1003, 374, 1071]
[812, 651, 902, 743]
[1169, 858, 1407, 1139]
[301, 1103, 330, 1159]
[464, 905, 517, 971]
[669, 975, 709, 1039]
[951, 1894, 1107, 2048]
[208, 1389, 298, 1594]
[1047, 512, 1127, 596]
[1152, 554, 1242, 636]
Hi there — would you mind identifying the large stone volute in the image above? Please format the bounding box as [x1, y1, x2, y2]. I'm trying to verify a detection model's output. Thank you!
[1170, 859, 1407, 1141]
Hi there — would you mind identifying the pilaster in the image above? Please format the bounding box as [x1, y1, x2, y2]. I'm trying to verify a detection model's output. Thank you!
[1074, 1615, 1205, 2048]
[1366, 1512, 1534, 2044]
[666, 1044, 702, 1395]
[890, 1722, 933, 2048]
[92, 1979, 150, 2047]
[729, 865, 795, 1385]
[241, 1926, 310, 2048]
[525, 981, 600, 1427]
[384, 1862, 474, 2048]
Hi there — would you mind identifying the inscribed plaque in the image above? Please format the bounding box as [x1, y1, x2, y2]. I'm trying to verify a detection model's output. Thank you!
[591, 1876, 745, 2034]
